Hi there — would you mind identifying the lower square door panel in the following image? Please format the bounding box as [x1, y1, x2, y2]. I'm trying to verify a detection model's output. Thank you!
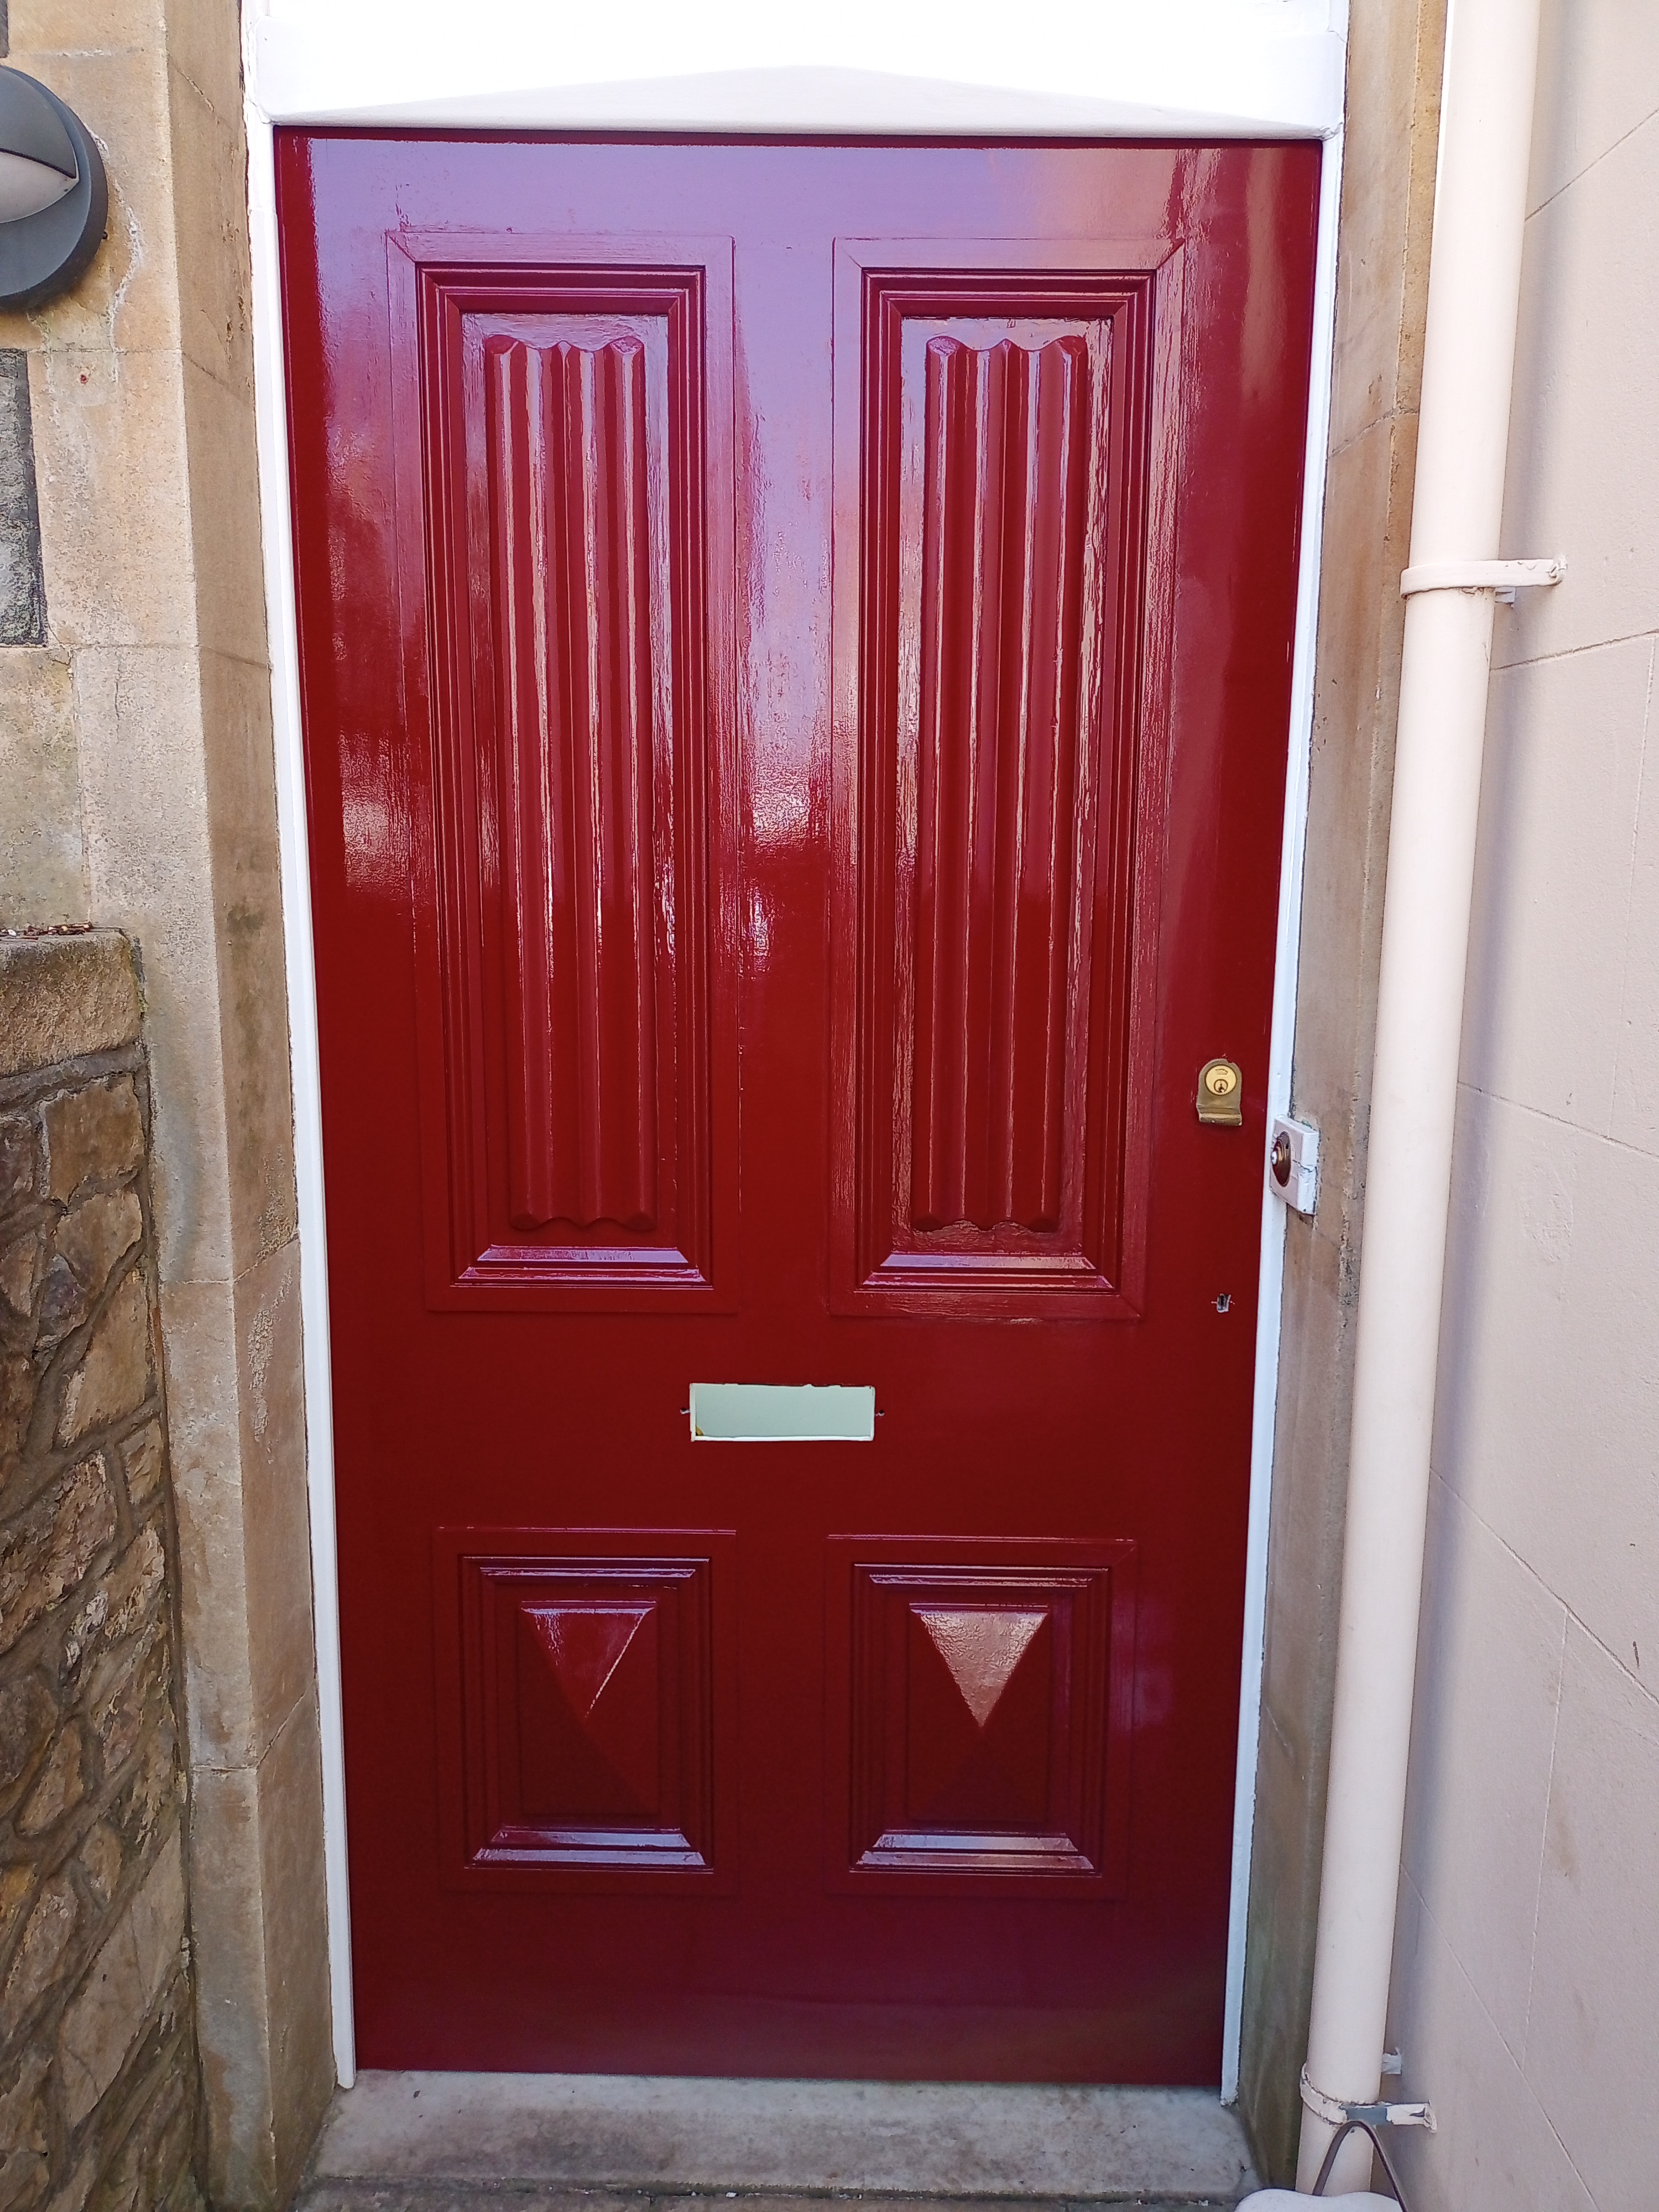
[830, 1537, 1136, 1893]
[434, 1529, 737, 1890]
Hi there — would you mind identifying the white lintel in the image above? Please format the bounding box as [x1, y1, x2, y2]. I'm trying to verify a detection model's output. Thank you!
[246, 0, 1346, 137]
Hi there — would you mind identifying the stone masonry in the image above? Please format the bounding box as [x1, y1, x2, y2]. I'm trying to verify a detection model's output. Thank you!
[0, 2, 337, 2189]
[0, 930, 202, 2212]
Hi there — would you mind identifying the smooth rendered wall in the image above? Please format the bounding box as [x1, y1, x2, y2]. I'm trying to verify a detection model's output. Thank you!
[1385, 4, 1659, 2205]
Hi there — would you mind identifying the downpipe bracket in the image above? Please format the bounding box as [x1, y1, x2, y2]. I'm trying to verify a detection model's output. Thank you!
[1300, 2067, 1436, 2133]
[1400, 555, 1566, 603]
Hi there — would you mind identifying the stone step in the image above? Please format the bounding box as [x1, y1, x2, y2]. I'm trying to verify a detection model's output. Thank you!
[302, 2191, 1241, 2212]
[302, 2075, 1259, 2206]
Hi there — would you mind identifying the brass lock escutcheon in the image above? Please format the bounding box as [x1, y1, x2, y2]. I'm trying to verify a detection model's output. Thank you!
[1197, 1057, 1244, 1126]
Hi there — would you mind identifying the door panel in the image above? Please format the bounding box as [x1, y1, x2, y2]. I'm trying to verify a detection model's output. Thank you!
[280, 135, 1320, 2081]
[830, 1537, 1136, 1893]
[391, 242, 737, 1307]
[833, 249, 1172, 1315]
[434, 1527, 736, 1889]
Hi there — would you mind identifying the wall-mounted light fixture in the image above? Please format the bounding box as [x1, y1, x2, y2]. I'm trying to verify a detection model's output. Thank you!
[0, 67, 107, 309]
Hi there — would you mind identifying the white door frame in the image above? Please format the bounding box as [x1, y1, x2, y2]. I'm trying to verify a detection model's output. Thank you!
[241, 0, 1347, 2093]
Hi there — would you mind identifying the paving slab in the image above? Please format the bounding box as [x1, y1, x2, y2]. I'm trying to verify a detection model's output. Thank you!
[308, 2077, 1258, 2203]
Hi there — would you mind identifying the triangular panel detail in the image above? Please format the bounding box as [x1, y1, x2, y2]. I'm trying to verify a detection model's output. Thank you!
[528, 1603, 652, 1721]
[916, 1606, 1045, 1728]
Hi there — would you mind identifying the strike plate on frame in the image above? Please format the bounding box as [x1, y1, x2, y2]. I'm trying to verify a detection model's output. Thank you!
[1268, 1115, 1319, 1215]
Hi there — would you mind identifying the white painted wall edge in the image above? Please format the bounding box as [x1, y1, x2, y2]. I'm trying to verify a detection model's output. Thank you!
[1220, 122, 1344, 2106]
[243, 102, 359, 2089]
[241, 0, 1346, 2093]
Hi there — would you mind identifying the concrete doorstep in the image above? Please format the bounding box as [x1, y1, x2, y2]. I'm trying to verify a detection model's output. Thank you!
[298, 2075, 1260, 2210]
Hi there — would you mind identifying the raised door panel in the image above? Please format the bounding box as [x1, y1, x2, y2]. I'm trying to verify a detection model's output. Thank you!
[491, 327, 662, 1239]
[828, 1537, 1138, 1895]
[832, 248, 1180, 1315]
[390, 242, 737, 1307]
[910, 329, 1098, 1243]
[434, 1528, 737, 1891]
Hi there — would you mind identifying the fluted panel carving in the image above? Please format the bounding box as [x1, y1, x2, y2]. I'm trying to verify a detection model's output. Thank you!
[911, 336, 1091, 1236]
[408, 259, 727, 1306]
[487, 333, 659, 1233]
[836, 268, 1160, 1312]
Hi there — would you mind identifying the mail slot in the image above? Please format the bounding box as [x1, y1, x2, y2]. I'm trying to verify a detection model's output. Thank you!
[688, 1383, 877, 1442]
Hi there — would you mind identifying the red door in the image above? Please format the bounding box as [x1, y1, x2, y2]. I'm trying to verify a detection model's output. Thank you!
[281, 135, 1318, 2081]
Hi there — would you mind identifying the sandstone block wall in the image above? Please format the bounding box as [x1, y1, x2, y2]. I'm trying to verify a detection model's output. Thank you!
[0, 931, 201, 2212]
[1238, 0, 1447, 2177]
[0, 3, 335, 2195]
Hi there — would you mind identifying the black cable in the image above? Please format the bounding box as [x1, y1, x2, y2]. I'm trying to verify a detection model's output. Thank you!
[1310, 2115, 1413, 2208]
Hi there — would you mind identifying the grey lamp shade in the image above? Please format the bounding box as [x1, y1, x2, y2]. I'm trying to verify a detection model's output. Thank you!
[0, 69, 107, 308]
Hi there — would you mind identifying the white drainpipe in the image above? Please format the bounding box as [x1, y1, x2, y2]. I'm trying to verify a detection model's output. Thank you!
[1293, 0, 1557, 2194]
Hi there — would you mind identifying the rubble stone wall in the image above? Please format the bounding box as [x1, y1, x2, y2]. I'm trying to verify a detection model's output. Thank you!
[0, 931, 201, 2212]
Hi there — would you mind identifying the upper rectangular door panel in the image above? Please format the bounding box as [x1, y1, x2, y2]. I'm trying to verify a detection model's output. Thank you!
[831, 245, 1181, 1317]
[388, 238, 738, 1308]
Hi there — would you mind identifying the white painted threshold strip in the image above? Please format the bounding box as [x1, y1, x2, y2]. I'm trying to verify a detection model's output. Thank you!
[690, 1383, 877, 1442]
[244, 0, 1347, 2095]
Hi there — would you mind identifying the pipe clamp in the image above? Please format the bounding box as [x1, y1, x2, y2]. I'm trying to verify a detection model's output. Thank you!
[1300, 2067, 1435, 2132]
[1400, 557, 1566, 601]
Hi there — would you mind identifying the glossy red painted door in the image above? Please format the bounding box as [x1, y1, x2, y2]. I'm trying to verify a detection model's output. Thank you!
[280, 136, 1319, 2081]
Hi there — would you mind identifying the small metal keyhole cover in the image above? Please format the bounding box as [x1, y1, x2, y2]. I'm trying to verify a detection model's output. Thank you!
[1196, 1057, 1244, 1126]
